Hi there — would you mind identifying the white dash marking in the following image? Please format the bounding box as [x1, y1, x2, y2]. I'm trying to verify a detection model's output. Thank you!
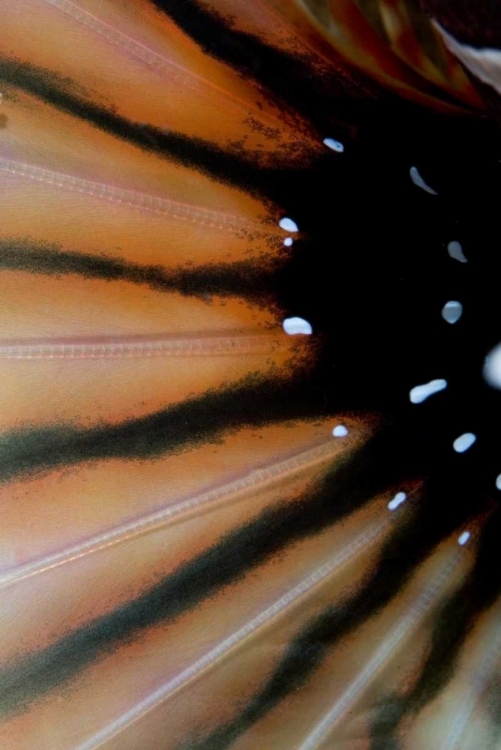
[483, 343, 501, 389]
[458, 531, 471, 546]
[332, 425, 348, 438]
[283, 237, 294, 247]
[447, 241, 468, 263]
[279, 217, 299, 233]
[323, 138, 344, 153]
[442, 300, 463, 324]
[453, 433, 476, 454]
[283, 317, 312, 336]
[496, 474, 501, 491]
[410, 166, 438, 195]
[410, 379, 447, 404]
[388, 492, 407, 511]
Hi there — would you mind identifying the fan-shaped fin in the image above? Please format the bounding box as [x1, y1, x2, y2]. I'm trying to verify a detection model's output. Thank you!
[0, 1, 498, 750]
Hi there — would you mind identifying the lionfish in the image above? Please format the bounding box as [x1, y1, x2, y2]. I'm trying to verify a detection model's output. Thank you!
[1, 1, 501, 748]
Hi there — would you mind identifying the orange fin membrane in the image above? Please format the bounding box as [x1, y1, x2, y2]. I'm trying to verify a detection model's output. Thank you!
[0, 1, 497, 749]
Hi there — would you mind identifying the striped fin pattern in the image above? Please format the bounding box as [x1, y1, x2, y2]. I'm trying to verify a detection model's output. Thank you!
[1, 1, 501, 749]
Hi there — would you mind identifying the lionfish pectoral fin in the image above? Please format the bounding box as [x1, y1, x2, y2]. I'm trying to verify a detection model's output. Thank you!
[1, 1, 500, 749]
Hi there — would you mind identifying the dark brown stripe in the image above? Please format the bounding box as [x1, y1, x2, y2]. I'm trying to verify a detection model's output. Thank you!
[0, 57, 293, 197]
[0, 238, 277, 301]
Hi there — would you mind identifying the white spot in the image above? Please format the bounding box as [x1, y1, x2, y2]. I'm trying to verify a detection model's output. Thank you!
[323, 137, 344, 153]
[496, 474, 501, 490]
[442, 300, 463, 324]
[458, 531, 471, 546]
[332, 424, 348, 437]
[283, 237, 293, 247]
[410, 166, 438, 195]
[410, 379, 447, 404]
[483, 343, 501, 389]
[282, 317, 312, 335]
[447, 241, 468, 263]
[279, 217, 298, 233]
[388, 492, 407, 511]
[453, 433, 476, 453]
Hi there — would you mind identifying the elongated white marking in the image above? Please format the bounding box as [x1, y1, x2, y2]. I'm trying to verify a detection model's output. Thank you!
[0, 438, 343, 590]
[42, 0, 288, 133]
[0, 331, 291, 361]
[435, 23, 501, 98]
[279, 217, 299, 233]
[296, 554, 460, 750]
[441, 609, 501, 750]
[0, 159, 271, 235]
[442, 301, 463, 325]
[496, 474, 501, 491]
[74, 518, 393, 750]
[453, 433, 476, 454]
[284, 237, 294, 247]
[388, 492, 407, 511]
[410, 379, 447, 404]
[283, 317, 312, 335]
[332, 425, 348, 438]
[458, 531, 471, 546]
[483, 343, 501, 389]
[447, 241, 468, 264]
[323, 138, 344, 153]
[410, 166, 438, 195]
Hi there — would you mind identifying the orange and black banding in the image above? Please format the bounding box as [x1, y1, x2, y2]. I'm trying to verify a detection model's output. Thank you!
[1, 1, 501, 749]
[0, 239, 284, 300]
